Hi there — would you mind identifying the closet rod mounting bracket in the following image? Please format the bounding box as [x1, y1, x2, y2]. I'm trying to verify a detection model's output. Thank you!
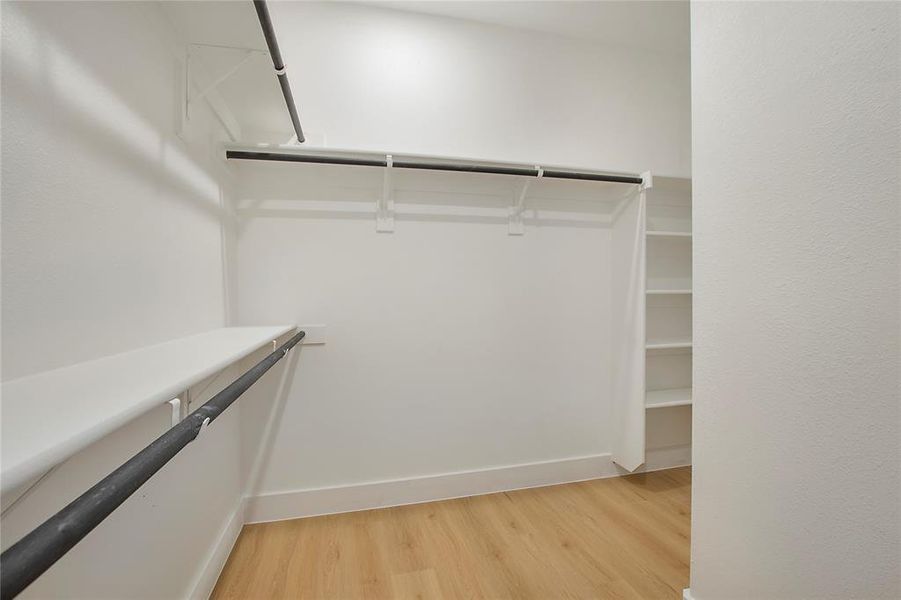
[167, 398, 182, 428]
[509, 166, 542, 236]
[377, 154, 395, 233]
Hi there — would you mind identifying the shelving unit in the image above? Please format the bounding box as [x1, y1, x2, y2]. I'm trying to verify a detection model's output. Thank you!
[645, 181, 693, 422]
[0, 326, 296, 493]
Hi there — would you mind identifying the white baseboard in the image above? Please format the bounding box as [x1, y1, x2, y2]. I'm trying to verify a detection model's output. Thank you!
[245, 449, 691, 524]
[642, 444, 691, 472]
[186, 499, 245, 600]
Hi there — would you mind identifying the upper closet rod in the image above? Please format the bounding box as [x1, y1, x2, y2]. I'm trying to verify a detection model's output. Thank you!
[0, 330, 306, 600]
[253, 0, 305, 143]
[225, 150, 645, 185]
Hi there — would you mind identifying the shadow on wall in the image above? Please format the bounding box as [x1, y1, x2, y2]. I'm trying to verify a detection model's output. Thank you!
[1, 2, 226, 222]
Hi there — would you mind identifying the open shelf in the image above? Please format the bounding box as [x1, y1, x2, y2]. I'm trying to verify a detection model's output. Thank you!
[647, 351, 692, 391]
[1, 325, 296, 493]
[646, 388, 692, 409]
[646, 230, 692, 239]
[646, 234, 692, 292]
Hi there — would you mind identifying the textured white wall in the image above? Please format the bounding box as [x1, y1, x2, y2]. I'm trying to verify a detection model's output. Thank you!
[1, 1, 230, 380]
[691, 2, 900, 598]
[266, 1, 691, 178]
[1, 2, 244, 597]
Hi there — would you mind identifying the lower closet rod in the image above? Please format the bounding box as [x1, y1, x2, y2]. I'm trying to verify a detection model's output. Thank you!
[225, 150, 645, 185]
[0, 330, 306, 600]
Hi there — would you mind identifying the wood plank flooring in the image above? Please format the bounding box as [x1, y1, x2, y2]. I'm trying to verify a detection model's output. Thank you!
[212, 467, 691, 599]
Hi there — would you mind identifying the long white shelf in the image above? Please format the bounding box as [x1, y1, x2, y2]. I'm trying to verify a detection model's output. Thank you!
[646, 388, 693, 409]
[646, 340, 693, 351]
[647, 230, 692, 239]
[1, 325, 295, 493]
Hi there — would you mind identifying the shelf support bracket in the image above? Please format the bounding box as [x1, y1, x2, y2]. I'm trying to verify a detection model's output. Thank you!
[509, 166, 542, 236]
[640, 170, 653, 191]
[377, 154, 395, 233]
[181, 44, 265, 141]
[167, 398, 182, 428]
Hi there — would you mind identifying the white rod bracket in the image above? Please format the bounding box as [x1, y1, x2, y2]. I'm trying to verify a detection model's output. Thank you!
[640, 170, 654, 191]
[509, 166, 542, 236]
[167, 398, 182, 428]
[377, 154, 395, 233]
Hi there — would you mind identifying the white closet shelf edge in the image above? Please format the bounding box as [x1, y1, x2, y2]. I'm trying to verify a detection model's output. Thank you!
[646, 231, 692, 239]
[645, 340, 693, 351]
[0, 325, 296, 494]
[646, 388, 693, 409]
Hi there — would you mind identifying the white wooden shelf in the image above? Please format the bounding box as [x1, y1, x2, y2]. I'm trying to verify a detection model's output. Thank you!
[647, 289, 692, 295]
[646, 230, 692, 239]
[646, 340, 693, 351]
[1, 325, 295, 493]
[646, 388, 692, 409]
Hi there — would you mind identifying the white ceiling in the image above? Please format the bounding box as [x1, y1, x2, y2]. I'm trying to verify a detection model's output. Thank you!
[363, 1, 689, 55]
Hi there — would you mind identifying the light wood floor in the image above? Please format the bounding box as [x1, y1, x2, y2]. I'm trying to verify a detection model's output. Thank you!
[212, 467, 691, 599]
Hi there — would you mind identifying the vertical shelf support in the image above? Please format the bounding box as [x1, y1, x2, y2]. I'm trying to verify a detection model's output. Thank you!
[377, 154, 395, 233]
[640, 170, 654, 191]
[509, 166, 542, 236]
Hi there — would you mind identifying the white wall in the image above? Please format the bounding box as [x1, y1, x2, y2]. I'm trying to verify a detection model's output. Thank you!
[1, 2, 246, 597]
[691, 2, 900, 598]
[1, 1, 229, 381]
[264, 1, 691, 178]
[234, 163, 617, 497]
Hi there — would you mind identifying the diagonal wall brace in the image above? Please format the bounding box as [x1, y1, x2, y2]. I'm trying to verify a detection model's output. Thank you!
[181, 44, 266, 141]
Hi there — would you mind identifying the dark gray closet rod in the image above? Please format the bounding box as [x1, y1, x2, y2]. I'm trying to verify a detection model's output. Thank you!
[253, 0, 305, 143]
[0, 330, 306, 600]
[225, 150, 645, 185]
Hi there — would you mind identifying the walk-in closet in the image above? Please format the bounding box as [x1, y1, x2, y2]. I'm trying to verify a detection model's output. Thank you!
[2, 1, 899, 599]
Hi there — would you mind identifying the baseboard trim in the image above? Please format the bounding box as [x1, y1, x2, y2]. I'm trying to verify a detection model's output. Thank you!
[245, 449, 690, 524]
[186, 499, 245, 599]
[643, 444, 691, 472]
